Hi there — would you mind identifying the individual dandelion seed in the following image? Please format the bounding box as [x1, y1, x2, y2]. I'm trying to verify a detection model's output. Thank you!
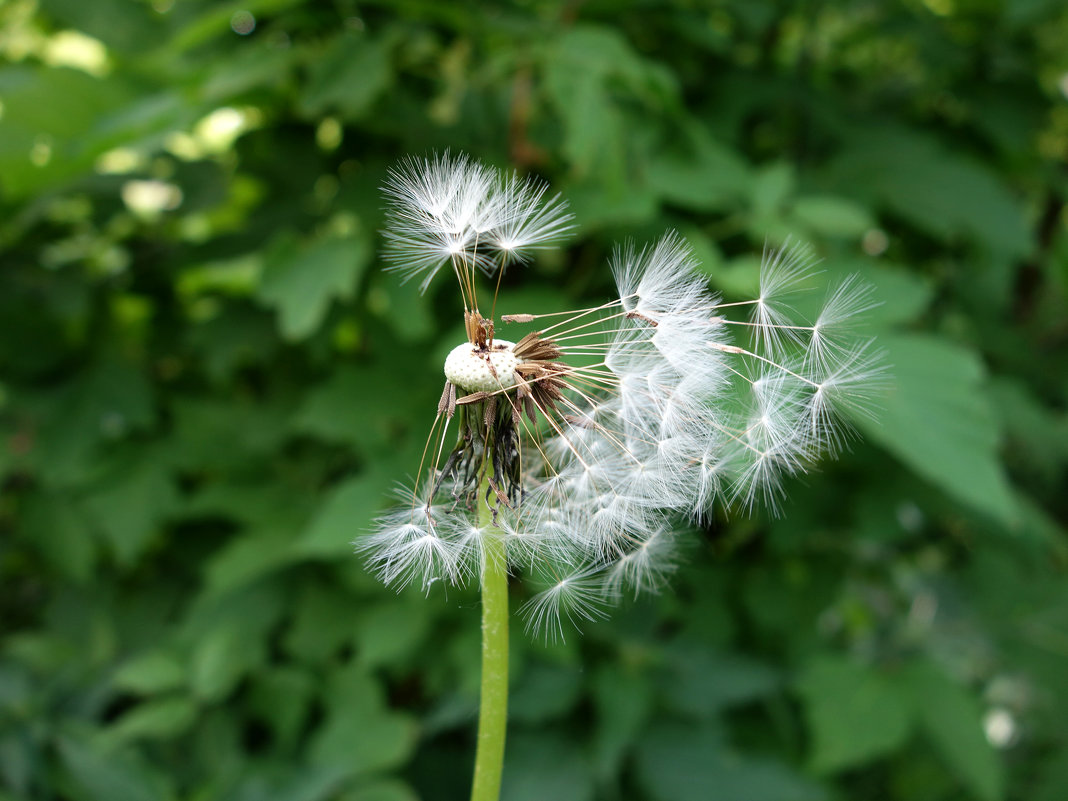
[357, 152, 884, 801]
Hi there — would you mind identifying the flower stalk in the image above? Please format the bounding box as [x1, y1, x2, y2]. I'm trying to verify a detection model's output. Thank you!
[469, 470, 509, 801]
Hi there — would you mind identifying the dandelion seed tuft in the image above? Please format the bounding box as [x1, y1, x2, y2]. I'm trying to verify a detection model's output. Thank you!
[359, 153, 884, 638]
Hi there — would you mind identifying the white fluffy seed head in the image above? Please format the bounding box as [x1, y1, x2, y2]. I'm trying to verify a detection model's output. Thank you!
[366, 155, 885, 640]
[443, 340, 519, 392]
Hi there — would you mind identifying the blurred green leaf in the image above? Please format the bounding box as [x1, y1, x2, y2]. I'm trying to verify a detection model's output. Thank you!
[299, 34, 393, 120]
[56, 736, 173, 801]
[283, 584, 358, 664]
[822, 259, 933, 328]
[790, 196, 875, 239]
[257, 232, 371, 340]
[750, 162, 796, 218]
[25, 360, 154, 486]
[201, 526, 299, 594]
[299, 475, 393, 558]
[824, 128, 1032, 257]
[858, 334, 1018, 525]
[356, 600, 432, 668]
[0, 66, 134, 197]
[341, 779, 420, 801]
[307, 664, 418, 777]
[169, 397, 290, 472]
[293, 364, 424, 454]
[37, 0, 167, 53]
[509, 662, 584, 724]
[544, 25, 672, 176]
[186, 591, 282, 703]
[646, 124, 751, 212]
[112, 651, 186, 696]
[82, 450, 177, 566]
[636, 722, 825, 801]
[190, 622, 265, 703]
[19, 492, 97, 582]
[796, 656, 912, 773]
[247, 667, 315, 752]
[989, 377, 1068, 486]
[592, 664, 653, 780]
[501, 732, 595, 801]
[662, 644, 779, 717]
[905, 662, 1005, 801]
[105, 697, 198, 743]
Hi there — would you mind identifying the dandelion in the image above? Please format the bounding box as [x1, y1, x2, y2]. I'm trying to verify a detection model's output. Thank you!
[356, 152, 883, 801]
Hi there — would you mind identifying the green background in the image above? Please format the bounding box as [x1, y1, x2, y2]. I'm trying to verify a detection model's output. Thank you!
[2, 1, 1067, 799]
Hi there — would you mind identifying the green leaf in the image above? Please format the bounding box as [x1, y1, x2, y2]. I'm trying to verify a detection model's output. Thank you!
[356, 600, 432, 668]
[821, 258, 933, 328]
[560, 176, 659, 229]
[186, 598, 279, 700]
[0, 731, 32, 797]
[501, 732, 595, 801]
[824, 127, 1032, 257]
[636, 722, 826, 801]
[904, 662, 1005, 801]
[341, 779, 420, 801]
[750, 161, 796, 217]
[168, 397, 290, 473]
[247, 667, 315, 751]
[796, 656, 912, 773]
[989, 377, 1068, 485]
[112, 651, 187, 695]
[201, 526, 299, 595]
[509, 662, 584, 724]
[293, 364, 424, 453]
[37, 0, 167, 54]
[298, 474, 394, 558]
[543, 25, 673, 176]
[56, 736, 173, 801]
[307, 664, 418, 777]
[26, 360, 155, 486]
[105, 697, 198, 743]
[18, 491, 97, 582]
[299, 34, 393, 120]
[661, 644, 779, 717]
[165, 0, 304, 54]
[177, 253, 262, 298]
[81, 449, 178, 566]
[791, 195, 875, 238]
[202, 41, 299, 102]
[0, 66, 135, 197]
[857, 334, 1017, 526]
[189, 618, 268, 703]
[283, 584, 358, 664]
[1034, 752, 1068, 801]
[646, 124, 751, 212]
[591, 664, 653, 780]
[257, 232, 370, 340]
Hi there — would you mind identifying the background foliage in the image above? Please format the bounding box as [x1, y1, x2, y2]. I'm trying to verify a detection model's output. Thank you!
[2, 1, 1067, 799]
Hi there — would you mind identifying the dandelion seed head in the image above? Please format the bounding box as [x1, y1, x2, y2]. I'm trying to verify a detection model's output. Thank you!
[361, 153, 884, 638]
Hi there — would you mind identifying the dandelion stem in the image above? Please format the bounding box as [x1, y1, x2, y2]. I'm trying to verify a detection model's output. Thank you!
[470, 474, 509, 801]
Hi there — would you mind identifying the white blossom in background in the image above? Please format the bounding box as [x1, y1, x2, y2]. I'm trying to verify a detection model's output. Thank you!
[358, 152, 884, 639]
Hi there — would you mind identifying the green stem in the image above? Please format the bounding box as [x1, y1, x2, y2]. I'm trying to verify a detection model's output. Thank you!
[469, 480, 509, 801]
